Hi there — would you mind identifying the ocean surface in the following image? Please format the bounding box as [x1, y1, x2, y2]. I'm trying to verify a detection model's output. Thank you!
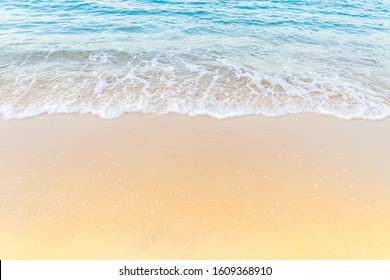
[0, 0, 389, 120]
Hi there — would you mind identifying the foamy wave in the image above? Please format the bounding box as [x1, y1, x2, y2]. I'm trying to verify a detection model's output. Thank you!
[0, 51, 389, 120]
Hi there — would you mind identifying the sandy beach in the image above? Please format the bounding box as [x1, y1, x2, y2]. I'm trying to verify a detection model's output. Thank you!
[0, 113, 389, 259]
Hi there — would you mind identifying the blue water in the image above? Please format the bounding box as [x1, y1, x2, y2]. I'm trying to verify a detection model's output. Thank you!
[0, 0, 389, 119]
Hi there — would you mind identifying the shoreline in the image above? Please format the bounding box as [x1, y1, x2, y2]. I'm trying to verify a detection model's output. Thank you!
[2, 110, 390, 122]
[0, 113, 389, 259]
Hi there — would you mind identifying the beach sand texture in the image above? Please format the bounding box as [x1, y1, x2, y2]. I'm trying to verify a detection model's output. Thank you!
[0, 114, 389, 259]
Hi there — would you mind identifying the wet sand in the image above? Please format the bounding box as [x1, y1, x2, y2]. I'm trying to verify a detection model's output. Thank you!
[0, 113, 389, 259]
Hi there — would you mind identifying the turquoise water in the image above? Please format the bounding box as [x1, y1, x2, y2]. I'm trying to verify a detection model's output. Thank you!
[0, 0, 389, 119]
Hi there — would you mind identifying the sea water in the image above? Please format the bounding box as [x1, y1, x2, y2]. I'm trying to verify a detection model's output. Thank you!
[0, 0, 389, 119]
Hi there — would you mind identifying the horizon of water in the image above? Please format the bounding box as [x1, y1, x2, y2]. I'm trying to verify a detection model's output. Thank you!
[0, 0, 389, 120]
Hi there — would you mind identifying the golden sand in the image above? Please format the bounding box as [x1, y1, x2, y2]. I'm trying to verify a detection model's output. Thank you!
[0, 113, 389, 259]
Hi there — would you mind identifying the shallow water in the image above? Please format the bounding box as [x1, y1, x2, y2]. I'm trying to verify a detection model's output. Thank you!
[0, 0, 389, 119]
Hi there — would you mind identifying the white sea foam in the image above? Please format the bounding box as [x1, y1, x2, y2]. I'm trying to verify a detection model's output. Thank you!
[0, 50, 389, 120]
